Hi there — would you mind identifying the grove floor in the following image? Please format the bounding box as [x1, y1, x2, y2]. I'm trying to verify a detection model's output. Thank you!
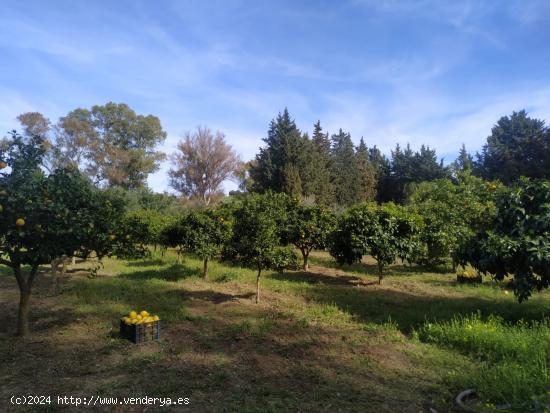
[0, 251, 548, 413]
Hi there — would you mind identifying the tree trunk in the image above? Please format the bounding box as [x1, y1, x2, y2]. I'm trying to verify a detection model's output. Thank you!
[51, 259, 59, 294]
[256, 267, 261, 304]
[302, 250, 309, 272]
[14, 264, 38, 337]
[203, 258, 208, 279]
[378, 262, 383, 285]
[17, 287, 31, 337]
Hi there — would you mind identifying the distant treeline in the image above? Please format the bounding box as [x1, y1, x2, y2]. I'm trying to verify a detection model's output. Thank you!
[241, 108, 550, 205]
[9, 104, 550, 207]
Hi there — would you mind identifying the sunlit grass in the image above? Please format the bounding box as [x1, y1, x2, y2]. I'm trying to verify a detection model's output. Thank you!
[21, 249, 550, 411]
[416, 313, 550, 408]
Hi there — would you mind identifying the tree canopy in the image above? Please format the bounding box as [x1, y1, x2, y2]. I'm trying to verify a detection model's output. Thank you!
[0, 132, 135, 335]
[51, 102, 167, 189]
[456, 179, 550, 301]
[169, 127, 240, 205]
[330, 202, 423, 283]
[249, 109, 317, 198]
[475, 110, 550, 184]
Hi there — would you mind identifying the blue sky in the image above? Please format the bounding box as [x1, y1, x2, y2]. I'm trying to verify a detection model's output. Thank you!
[1, 0, 549, 192]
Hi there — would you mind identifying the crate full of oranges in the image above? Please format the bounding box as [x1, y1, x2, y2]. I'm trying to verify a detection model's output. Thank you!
[120, 310, 161, 343]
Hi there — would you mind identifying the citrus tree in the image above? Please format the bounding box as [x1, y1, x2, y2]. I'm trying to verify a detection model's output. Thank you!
[121, 208, 175, 251]
[330, 202, 422, 283]
[229, 192, 292, 303]
[0, 132, 126, 336]
[179, 209, 232, 278]
[410, 173, 498, 268]
[285, 203, 336, 271]
[456, 179, 550, 301]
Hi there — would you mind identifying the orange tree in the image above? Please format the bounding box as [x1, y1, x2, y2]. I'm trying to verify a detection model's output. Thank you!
[330, 202, 423, 284]
[121, 209, 174, 251]
[456, 179, 550, 301]
[159, 213, 188, 262]
[228, 192, 294, 303]
[181, 209, 232, 279]
[285, 203, 336, 271]
[0, 132, 133, 336]
[409, 172, 498, 268]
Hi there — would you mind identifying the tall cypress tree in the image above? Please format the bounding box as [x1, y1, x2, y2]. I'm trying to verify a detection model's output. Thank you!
[330, 129, 360, 206]
[355, 137, 376, 202]
[312, 121, 334, 205]
[250, 108, 316, 197]
[453, 143, 474, 173]
[368, 145, 391, 203]
[414, 144, 447, 182]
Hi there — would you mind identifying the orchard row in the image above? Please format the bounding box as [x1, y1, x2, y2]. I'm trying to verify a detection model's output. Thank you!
[1, 134, 549, 337]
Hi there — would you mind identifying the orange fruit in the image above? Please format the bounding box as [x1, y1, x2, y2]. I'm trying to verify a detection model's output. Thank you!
[15, 218, 25, 227]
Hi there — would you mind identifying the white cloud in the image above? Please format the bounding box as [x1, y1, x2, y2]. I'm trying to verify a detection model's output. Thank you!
[314, 84, 550, 161]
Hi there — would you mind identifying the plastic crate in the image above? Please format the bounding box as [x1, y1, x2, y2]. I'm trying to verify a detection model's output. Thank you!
[456, 274, 482, 284]
[120, 319, 161, 344]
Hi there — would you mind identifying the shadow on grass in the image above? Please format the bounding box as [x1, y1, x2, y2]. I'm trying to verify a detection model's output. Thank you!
[0, 268, 447, 412]
[121, 264, 199, 282]
[271, 270, 378, 287]
[0, 300, 79, 337]
[125, 258, 166, 268]
[309, 256, 451, 278]
[185, 290, 255, 304]
[64, 274, 257, 323]
[303, 284, 549, 333]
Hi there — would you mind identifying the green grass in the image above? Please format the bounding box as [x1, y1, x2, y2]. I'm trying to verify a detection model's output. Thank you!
[416, 313, 550, 408]
[78, 250, 550, 407]
[1, 249, 549, 412]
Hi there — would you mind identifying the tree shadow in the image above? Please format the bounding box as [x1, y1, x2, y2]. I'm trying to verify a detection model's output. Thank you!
[185, 290, 255, 304]
[0, 301, 79, 337]
[311, 254, 453, 277]
[125, 258, 166, 268]
[121, 264, 199, 282]
[304, 284, 549, 333]
[270, 270, 378, 287]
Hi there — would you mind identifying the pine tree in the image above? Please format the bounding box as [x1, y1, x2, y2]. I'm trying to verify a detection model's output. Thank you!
[311, 121, 334, 205]
[330, 129, 360, 206]
[355, 137, 376, 202]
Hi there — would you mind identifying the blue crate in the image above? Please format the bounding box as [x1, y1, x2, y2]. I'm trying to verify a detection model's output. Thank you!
[120, 319, 161, 344]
